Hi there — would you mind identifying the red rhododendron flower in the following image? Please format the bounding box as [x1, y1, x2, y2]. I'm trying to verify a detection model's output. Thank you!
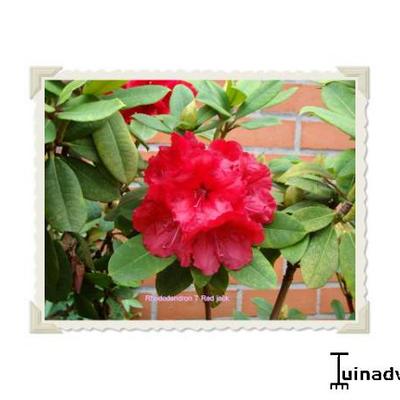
[133, 132, 276, 276]
[120, 80, 197, 123]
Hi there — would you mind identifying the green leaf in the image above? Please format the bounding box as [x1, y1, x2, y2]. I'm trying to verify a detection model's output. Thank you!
[129, 119, 158, 142]
[286, 177, 334, 200]
[339, 231, 355, 298]
[105, 185, 147, 221]
[107, 297, 125, 319]
[262, 212, 307, 249]
[155, 261, 193, 296]
[283, 200, 322, 214]
[82, 80, 127, 95]
[45, 104, 55, 113]
[63, 120, 105, 141]
[45, 156, 87, 232]
[333, 150, 355, 194]
[196, 80, 231, 118]
[191, 268, 211, 288]
[45, 80, 64, 96]
[322, 82, 355, 119]
[301, 224, 339, 288]
[109, 235, 175, 285]
[225, 80, 247, 107]
[238, 116, 281, 130]
[169, 84, 195, 118]
[331, 299, 346, 320]
[64, 157, 120, 202]
[121, 298, 143, 311]
[235, 80, 261, 96]
[196, 106, 217, 125]
[108, 85, 170, 109]
[292, 206, 335, 233]
[85, 272, 113, 288]
[281, 234, 310, 264]
[209, 267, 229, 294]
[229, 248, 277, 289]
[71, 233, 95, 269]
[93, 112, 138, 183]
[133, 113, 173, 133]
[57, 80, 86, 106]
[264, 86, 298, 109]
[236, 81, 282, 118]
[66, 137, 100, 163]
[300, 106, 355, 138]
[287, 308, 306, 320]
[45, 119, 56, 143]
[57, 98, 125, 122]
[277, 162, 333, 183]
[251, 297, 273, 319]
[233, 310, 250, 320]
[74, 294, 99, 319]
[268, 157, 298, 176]
[52, 241, 73, 301]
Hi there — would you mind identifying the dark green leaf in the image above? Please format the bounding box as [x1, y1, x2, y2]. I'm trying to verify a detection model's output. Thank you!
[93, 112, 138, 183]
[209, 267, 229, 294]
[74, 294, 99, 319]
[45, 230, 60, 301]
[85, 272, 113, 288]
[45, 156, 87, 232]
[331, 299, 346, 320]
[66, 137, 100, 163]
[64, 157, 120, 202]
[191, 268, 211, 288]
[155, 261, 193, 296]
[45, 119, 56, 143]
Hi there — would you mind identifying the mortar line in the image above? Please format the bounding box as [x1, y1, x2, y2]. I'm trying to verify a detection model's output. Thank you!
[236, 289, 243, 312]
[294, 115, 302, 153]
[316, 288, 321, 315]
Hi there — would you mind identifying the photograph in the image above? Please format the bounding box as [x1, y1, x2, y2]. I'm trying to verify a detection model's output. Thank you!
[42, 76, 361, 325]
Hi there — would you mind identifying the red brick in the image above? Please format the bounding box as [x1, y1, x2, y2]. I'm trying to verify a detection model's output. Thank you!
[140, 151, 157, 161]
[142, 276, 156, 286]
[157, 290, 236, 320]
[301, 121, 355, 150]
[227, 121, 295, 148]
[266, 84, 324, 113]
[320, 287, 349, 314]
[242, 288, 317, 316]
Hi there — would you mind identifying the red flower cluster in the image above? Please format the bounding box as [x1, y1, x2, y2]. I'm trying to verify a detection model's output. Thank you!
[133, 133, 276, 276]
[120, 80, 197, 123]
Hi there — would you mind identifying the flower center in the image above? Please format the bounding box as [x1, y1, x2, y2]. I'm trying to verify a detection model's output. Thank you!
[194, 185, 209, 208]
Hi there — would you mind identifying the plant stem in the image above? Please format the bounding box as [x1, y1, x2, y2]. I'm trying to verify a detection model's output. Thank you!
[203, 285, 212, 320]
[270, 262, 298, 320]
[336, 272, 355, 314]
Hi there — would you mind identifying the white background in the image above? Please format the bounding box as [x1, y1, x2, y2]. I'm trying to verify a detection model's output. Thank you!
[0, 0, 399, 397]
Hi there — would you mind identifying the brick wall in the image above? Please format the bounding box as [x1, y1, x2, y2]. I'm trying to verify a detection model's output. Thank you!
[136, 80, 355, 320]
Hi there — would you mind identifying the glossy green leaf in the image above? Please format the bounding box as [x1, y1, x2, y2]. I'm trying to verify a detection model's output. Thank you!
[196, 106, 217, 125]
[66, 137, 100, 163]
[93, 112, 138, 183]
[236, 81, 282, 118]
[281, 234, 310, 264]
[108, 85, 170, 109]
[331, 299, 346, 320]
[229, 249, 277, 289]
[109, 235, 175, 285]
[277, 162, 333, 183]
[133, 113, 173, 133]
[45, 119, 56, 143]
[322, 82, 355, 119]
[64, 157, 120, 202]
[283, 200, 322, 214]
[262, 212, 307, 249]
[57, 80, 86, 106]
[45, 156, 87, 232]
[82, 80, 127, 95]
[63, 120, 105, 141]
[239, 116, 281, 130]
[264, 86, 298, 109]
[209, 267, 229, 294]
[191, 268, 211, 288]
[156, 261, 193, 296]
[57, 98, 125, 122]
[52, 241, 73, 301]
[292, 206, 335, 233]
[235, 80, 261, 96]
[196, 80, 231, 117]
[169, 84, 195, 118]
[300, 106, 355, 138]
[45, 80, 64, 96]
[286, 177, 334, 200]
[301, 224, 339, 288]
[251, 297, 273, 319]
[129, 119, 158, 142]
[225, 80, 247, 107]
[339, 231, 355, 298]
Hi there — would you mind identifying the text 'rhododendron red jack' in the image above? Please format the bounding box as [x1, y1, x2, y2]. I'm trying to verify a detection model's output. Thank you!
[120, 80, 197, 123]
[133, 133, 277, 275]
